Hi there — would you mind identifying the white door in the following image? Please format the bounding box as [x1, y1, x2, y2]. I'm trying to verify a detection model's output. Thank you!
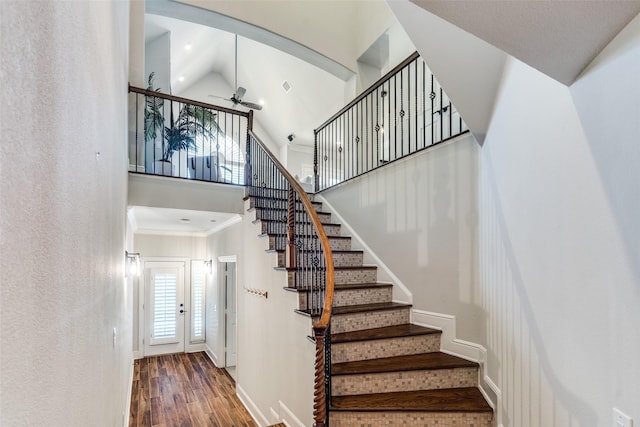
[224, 262, 237, 366]
[144, 262, 186, 356]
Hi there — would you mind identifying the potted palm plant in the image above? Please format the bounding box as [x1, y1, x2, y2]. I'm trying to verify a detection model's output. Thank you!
[144, 72, 220, 176]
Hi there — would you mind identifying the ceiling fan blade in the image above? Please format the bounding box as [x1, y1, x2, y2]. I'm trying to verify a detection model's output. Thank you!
[235, 86, 246, 100]
[240, 100, 263, 110]
[208, 94, 230, 101]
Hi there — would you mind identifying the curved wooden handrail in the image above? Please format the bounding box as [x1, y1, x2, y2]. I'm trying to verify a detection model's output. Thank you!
[248, 130, 335, 329]
[128, 84, 251, 117]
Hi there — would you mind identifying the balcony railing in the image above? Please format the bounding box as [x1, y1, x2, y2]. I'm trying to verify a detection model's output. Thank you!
[128, 85, 252, 185]
[314, 52, 468, 191]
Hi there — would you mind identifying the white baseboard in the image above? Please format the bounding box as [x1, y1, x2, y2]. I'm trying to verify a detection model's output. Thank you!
[316, 195, 412, 304]
[279, 400, 305, 427]
[186, 343, 206, 353]
[204, 344, 221, 367]
[412, 308, 502, 426]
[132, 350, 143, 360]
[237, 384, 269, 427]
[123, 359, 134, 427]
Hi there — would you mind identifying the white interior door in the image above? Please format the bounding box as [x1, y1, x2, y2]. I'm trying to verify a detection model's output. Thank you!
[224, 262, 237, 367]
[144, 261, 185, 356]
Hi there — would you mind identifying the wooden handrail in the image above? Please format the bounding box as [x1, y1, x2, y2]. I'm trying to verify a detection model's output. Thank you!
[314, 51, 420, 132]
[128, 84, 251, 117]
[248, 131, 336, 329]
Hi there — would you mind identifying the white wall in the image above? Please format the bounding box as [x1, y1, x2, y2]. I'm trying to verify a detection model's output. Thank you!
[321, 134, 480, 339]
[145, 31, 171, 91]
[0, 1, 132, 426]
[477, 13, 640, 425]
[205, 206, 316, 426]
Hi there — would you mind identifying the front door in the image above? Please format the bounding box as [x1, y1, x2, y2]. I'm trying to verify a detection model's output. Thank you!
[144, 261, 186, 356]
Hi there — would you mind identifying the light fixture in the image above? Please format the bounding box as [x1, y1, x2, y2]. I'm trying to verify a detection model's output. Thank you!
[125, 251, 141, 277]
[259, 99, 265, 106]
[204, 259, 213, 275]
[185, 43, 192, 51]
[178, 76, 185, 82]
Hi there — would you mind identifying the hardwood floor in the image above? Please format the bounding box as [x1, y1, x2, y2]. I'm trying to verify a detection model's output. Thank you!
[129, 352, 257, 427]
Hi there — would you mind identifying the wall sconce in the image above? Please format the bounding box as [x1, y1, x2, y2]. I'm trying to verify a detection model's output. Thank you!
[126, 251, 141, 277]
[204, 259, 213, 275]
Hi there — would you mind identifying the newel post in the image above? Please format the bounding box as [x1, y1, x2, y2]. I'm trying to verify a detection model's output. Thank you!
[312, 325, 328, 427]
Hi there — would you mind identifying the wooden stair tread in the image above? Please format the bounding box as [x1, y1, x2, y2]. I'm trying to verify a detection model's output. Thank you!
[278, 265, 376, 272]
[251, 218, 341, 227]
[331, 302, 412, 315]
[330, 387, 493, 413]
[332, 323, 440, 343]
[258, 233, 350, 239]
[332, 352, 477, 375]
[270, 249, 363, 255]
[283, 282, 392, 294]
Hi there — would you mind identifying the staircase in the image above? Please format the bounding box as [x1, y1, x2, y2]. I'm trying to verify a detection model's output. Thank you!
[247, 192, 494, 426]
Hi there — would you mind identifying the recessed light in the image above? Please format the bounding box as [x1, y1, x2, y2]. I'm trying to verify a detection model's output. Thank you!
[185, 43, 192, 50]
[180, 218, 191, 223]
[210, 219, 217, 223]
[178, 76, 185, 82]
[259, 99, 265, 106]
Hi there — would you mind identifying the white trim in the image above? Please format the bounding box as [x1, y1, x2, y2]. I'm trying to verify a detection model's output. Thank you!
[133, 350, 143, 360]
[204, 344, 222, 367]
[237, 384, 270, 427]
[218, 254, 238, 263]
[186, 343, 206, 353]
[269, 407, 280, 424]
[278, 400, 305, 427]
[127, 208, 138, 232]
[411, 308, 502, 426]
[123, 359, 135, 427]
[317, 195, 412, 303]
[135, 229, 210, 237]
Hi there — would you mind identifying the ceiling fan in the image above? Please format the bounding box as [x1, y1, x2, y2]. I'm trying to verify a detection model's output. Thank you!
[209, 34, 262, 110]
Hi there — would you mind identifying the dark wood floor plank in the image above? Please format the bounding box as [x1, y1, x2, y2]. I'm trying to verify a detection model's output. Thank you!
[129, 352, 257, 427]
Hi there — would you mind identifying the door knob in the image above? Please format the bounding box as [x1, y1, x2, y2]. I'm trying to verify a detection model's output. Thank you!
[179, 309, 186, 314]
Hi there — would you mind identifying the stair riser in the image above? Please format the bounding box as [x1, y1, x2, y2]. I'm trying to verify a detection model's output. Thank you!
[330, 412, 493, 427]
[332, 367, 478, 396]
[334, 268, 377, 285]
[287, 268, 377, 287]
[332, 308, 410, 334]
[260, 221, 341, 236]
[332, 334, 441, 363]
[266, 235, 351, 251]
[253, 208, 331, 223]
[275, 251, 363, 268]
[333, 287, 392, 307]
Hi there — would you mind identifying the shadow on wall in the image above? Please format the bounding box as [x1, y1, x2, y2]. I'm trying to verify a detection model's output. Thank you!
[323, 135, 484, 341]
[480, 153, 597, 426]
[570, 15, 640, 292]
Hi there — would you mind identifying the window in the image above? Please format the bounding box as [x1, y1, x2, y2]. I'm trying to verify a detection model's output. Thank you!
[191, 261, 206, 342]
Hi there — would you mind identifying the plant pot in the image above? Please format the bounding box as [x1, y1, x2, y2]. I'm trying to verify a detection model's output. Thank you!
[154, 160, 174, 176]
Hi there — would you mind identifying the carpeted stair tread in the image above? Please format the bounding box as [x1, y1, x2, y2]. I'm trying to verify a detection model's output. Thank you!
[332, 352, 477, 375]
[332, 323, 440, 343]
[330, 387, 493, 413]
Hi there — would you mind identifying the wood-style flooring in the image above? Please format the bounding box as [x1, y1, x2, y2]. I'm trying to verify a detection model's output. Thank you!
[129, 352, 257, 427]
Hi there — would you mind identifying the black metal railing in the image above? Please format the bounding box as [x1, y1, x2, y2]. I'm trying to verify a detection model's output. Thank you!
[128, 85, 251, 185]
[247, 131, 335, 427]
[314, 52, 468, 191]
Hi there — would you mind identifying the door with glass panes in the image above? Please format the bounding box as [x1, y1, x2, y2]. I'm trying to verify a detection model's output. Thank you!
[143, 261, 185, 356]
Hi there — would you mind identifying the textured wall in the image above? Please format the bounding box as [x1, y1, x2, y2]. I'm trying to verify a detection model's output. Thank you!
[0, 1, 131, 426]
